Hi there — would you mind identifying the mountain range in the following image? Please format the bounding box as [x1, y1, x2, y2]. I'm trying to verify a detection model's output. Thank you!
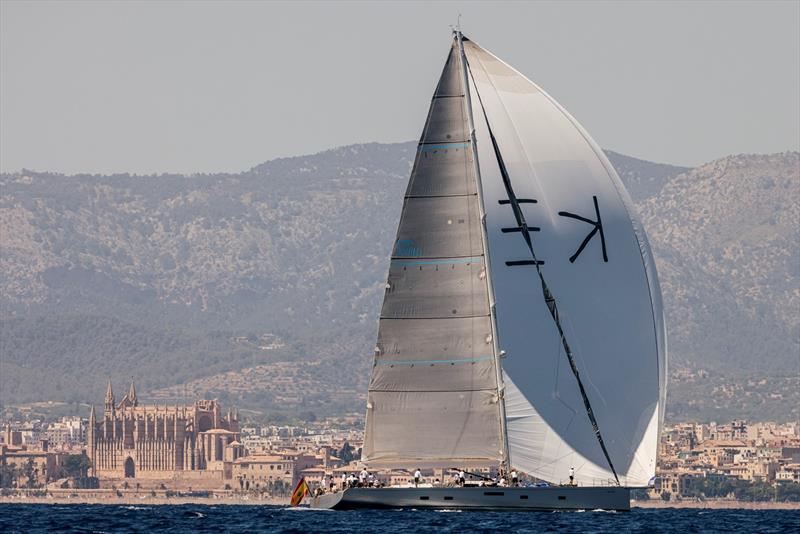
[1, 143, 797, 422]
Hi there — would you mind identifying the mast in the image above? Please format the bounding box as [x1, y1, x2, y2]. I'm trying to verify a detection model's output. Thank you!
[456, 30, 511, 472]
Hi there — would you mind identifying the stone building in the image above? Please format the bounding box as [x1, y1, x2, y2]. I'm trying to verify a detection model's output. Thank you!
[1, 425, 67, 487]
[87, 380, 244, 482]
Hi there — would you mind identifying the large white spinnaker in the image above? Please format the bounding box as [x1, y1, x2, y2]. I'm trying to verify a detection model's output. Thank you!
[462, 38, 666, 487]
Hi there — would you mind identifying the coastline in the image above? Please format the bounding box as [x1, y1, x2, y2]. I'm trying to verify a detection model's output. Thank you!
[632, 499, 800, 510]
[0, 489, 287, 506]
[1, 491, 798, 509]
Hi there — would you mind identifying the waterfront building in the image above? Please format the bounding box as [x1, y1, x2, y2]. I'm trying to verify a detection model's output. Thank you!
[1, 425, 66, 486]
[87, 380, 244, 482]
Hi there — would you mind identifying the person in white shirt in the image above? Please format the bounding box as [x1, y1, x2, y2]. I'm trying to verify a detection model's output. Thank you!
[340, 473, 346, 490]
[367, 473, 375, 487]
[414, 468, 422, 487]
[511, 470, 519, 487]
[458, 470, 465, 486]
[359, 468, 368, 487]
[569, 466, 575, 486]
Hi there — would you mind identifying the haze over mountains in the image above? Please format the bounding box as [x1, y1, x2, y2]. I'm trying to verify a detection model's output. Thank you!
[1, 144, 797, 422]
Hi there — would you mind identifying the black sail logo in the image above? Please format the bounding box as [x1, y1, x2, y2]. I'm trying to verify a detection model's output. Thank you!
[558, 195, 608, 263]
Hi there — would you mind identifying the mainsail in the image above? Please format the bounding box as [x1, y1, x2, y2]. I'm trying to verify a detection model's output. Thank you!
[363, 33, 666, 488]
[362, 40, 505, 467]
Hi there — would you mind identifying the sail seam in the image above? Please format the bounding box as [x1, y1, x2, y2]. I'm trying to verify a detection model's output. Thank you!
[380, 315, 491, 320]
[376, 356, 493, 365]
[380, 313, 491, 321]
[390, 254, 483, 260]
[369, 388, 497, 393]
[418, 141, 471, 148]
[404, 193, 478, 199]
[464, 48, 621, 486]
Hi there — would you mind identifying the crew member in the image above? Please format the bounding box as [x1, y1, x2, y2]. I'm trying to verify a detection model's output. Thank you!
[569, 466, 575, 486]
[511, 470, 519, 487]
[414, 468, 422, 487]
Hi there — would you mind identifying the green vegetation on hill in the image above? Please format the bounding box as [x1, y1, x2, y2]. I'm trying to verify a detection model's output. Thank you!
[0, 143, 797, 422]
[0, 314, 290, 404]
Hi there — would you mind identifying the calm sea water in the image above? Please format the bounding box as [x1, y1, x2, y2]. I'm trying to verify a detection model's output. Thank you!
[0, 504, 798, 533]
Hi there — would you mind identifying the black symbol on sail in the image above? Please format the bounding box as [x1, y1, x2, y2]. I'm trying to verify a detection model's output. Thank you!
[498, 198, 544, 266]
[558, 196, 608, 263]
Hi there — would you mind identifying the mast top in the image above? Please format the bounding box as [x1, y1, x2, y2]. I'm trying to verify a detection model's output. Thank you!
[452, 14, 463, 40]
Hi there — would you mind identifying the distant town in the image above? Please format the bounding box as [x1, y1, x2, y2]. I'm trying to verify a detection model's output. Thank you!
[1, 383, 799, 503]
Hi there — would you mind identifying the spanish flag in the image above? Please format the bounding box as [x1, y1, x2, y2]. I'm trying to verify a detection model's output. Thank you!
[290, 477, 309, 506]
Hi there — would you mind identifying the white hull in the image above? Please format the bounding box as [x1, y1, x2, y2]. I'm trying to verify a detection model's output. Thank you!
[310, 486, 630, 511]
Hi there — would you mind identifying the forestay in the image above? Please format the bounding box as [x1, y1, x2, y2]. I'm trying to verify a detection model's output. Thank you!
[462, 37, 666, 487]
[362, 41, 505, 468]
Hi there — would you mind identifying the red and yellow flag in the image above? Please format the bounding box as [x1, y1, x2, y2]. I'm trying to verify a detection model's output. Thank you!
[290, 477, 309, 506]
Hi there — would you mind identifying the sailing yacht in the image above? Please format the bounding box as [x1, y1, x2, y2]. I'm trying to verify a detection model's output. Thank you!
[312, 31, 666, 511]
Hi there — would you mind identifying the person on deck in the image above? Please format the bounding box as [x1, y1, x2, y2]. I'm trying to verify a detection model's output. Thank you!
[569, 466, 575, 486]
[414, 468, 422, 487]
[341, 473, 346, 490]
[511, 470, 519, 487]
[458, 470, 466, 486]
[359, 468, 368, 487]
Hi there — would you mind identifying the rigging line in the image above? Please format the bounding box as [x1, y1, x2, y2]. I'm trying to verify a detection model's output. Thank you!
[464, 52, 621, 486]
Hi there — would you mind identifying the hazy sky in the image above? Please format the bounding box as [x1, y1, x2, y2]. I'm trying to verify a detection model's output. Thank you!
[1, 1, 798, 174]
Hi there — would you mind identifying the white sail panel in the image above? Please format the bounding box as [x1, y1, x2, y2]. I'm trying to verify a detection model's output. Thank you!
[503, 373, 619, 485]
[464, 39, 665, 487]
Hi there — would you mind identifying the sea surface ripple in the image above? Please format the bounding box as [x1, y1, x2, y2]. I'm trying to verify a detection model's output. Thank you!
[0, 504, 798, 533]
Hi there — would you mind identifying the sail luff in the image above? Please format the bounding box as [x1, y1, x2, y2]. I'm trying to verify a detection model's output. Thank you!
[456, 30, 510, 471]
